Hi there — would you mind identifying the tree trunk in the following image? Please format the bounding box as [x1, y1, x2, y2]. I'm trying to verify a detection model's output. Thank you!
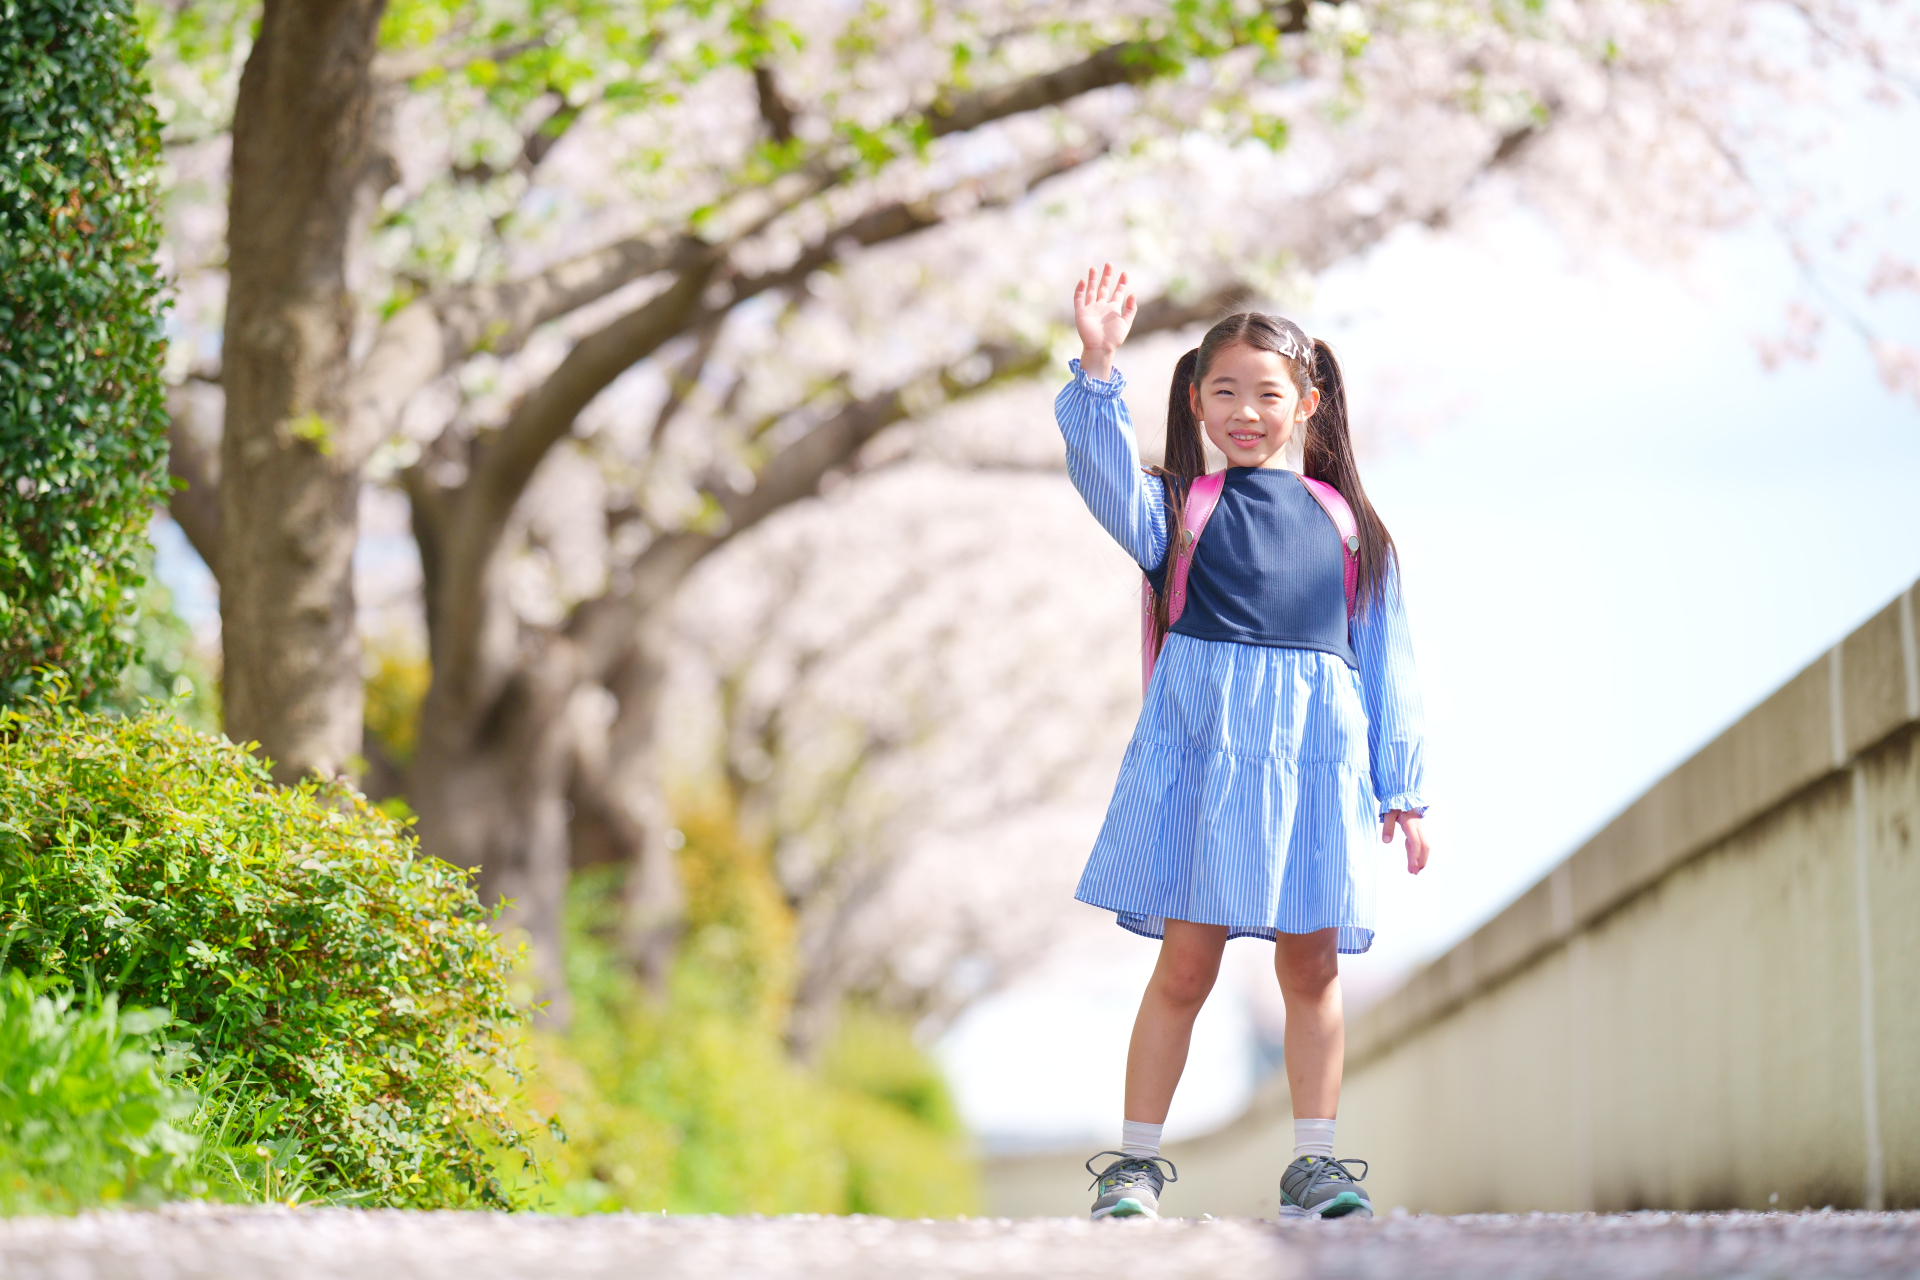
[601, 616, 685, 991]
[220, 0, 388, 781]
[408, 645, 578, 1024]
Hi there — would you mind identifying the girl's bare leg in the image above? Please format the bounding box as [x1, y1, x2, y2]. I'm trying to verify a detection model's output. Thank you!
[1275, 927, 1343, 1118]
[1123, 920, 1231, 1124]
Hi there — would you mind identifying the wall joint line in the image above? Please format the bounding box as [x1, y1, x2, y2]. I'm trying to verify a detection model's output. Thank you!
[1829, 648, 1847, 769]
[1900, 589, 1919, 721]
[1850, 765, 1885, 1211]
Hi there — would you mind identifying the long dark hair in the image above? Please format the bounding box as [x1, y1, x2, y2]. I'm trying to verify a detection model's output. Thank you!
[1149, 312, 1397, 641]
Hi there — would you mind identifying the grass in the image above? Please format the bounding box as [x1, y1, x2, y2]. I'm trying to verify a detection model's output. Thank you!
[0, 972, 195, 1213]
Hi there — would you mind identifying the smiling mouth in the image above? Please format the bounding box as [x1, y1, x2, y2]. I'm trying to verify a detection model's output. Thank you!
[1228, 431, 1265, 445]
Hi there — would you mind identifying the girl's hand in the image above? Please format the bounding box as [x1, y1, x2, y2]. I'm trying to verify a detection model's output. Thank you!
[1382, 811, 1431, 875]
[1074, 263, 1137, 379]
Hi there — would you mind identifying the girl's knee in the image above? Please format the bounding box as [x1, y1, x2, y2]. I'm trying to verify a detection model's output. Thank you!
[1275, 932, 1340, 995]
[1153, 922, 1227, 1007]
[1152, 936, 1224, 1008]
[1279, 961, 1338, 999]
[1154, 959, 1219, 1008]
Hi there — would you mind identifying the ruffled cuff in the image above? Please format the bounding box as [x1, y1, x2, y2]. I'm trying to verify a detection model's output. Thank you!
[1377, 795, 1428, 819]
[1370, 737, 1426, 819]
[1068, 358, 1127, 397]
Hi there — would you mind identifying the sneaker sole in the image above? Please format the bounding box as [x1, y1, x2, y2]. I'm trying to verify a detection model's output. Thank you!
[1316, 1192, 1373, 1219]
[1278, 1193, 1373, 1220]
[1091, 1198, 1158, 1221]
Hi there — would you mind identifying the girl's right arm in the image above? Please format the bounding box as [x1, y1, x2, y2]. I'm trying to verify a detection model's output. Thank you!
[1057, 263, 1167, 572]
[1056, 364, 1168, 573]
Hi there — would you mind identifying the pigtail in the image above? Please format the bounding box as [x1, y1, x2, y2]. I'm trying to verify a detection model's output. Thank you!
[1162, 347, 1207, 480]
[1146, 347, 1207, 642]
[1303, 337, 1397, 612]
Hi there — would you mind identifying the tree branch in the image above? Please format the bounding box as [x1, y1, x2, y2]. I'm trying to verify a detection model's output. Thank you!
[452, 90, 586, 183]
[566, 343, 1033, 673]
[431, 141, 1091, 379]
[754, 65, 797, 144]
[342, 232, 707, 463]
[165, 411, 223, 575]
[724, 345, 1052, 534]
[428, 231, 706, 365]
[719, 283, 1260, 532]
[1129, 283, 1264, 338]
[920, 6, 1308, 139]
[428, 256, 720, 711]
[478, 265, 719, 519]
[924, 40, 1172, 137]
[646, 317, 726, 456]
[722, 144, 1103, 302]
[373, 37, 548, 86]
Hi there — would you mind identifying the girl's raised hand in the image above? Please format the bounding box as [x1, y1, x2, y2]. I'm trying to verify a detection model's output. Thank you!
[1382, 811, 1431, 875]
[1074, 263, 1137, 379]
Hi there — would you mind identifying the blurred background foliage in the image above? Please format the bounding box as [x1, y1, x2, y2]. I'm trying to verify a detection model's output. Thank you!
[105, 542, 220, 732]
[518, 827, 976, 1216]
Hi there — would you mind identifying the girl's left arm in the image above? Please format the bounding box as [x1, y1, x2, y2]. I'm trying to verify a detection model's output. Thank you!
[1351, 556, 1428, 822]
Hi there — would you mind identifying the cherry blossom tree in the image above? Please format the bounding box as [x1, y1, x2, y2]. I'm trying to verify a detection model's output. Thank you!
[146, 0, 1917, 1012]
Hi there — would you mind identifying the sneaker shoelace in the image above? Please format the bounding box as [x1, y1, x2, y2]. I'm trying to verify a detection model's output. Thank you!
[1292, 1156, 1369, 1202]
[1084, 1151, 1179, 1193]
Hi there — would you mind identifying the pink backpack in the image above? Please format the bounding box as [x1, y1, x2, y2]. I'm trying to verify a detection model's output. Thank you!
[1140, 471, 1359, 694]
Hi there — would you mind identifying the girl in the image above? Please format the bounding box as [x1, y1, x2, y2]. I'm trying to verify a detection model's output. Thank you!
[1059, 265, 1431, 1221]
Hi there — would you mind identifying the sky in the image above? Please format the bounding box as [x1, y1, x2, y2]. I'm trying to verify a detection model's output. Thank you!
[935, 148, 1920, 1151]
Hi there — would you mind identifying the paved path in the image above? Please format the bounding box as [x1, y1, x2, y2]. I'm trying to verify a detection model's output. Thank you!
[1, 1207, 1917, 1279]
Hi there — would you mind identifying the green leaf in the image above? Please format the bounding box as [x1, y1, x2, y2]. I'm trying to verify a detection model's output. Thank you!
[285, 412, 336, 457]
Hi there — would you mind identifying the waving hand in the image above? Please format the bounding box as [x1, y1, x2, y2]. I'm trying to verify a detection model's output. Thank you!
[1074, 263, 1137, 379]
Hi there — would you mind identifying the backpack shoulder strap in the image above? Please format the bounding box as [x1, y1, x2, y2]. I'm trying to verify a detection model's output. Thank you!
[1297, 474, 1359, 619]
[1167, 470, 1225, 624]
[1140, 471, 1227, 695]
[1181, 471, 1227, 548]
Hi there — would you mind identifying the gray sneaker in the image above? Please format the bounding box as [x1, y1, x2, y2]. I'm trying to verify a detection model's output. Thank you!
[1086, 1151, 1177, 1220]
[1278, 1155, 1372, 1219]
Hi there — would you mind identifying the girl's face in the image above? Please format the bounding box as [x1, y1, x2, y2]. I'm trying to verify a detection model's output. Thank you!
[1189, 342, 1319, 470]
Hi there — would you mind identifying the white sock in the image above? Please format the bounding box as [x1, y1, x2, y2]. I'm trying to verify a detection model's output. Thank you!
[1120, 1119, 1164, 1159]
[1293, 1117, 1336, 1160]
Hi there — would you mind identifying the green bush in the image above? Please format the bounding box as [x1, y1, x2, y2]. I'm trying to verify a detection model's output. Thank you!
[0, 0, 172, 704]
[0, 696, 531, 1207]
[0, 971, 197, 1213]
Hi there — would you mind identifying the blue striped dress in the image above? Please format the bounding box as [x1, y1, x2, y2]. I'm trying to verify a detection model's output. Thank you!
[1059, 362, 1429, 953]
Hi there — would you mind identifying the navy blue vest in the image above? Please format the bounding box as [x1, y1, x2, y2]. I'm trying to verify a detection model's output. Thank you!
[1147, 468, 1356, 668]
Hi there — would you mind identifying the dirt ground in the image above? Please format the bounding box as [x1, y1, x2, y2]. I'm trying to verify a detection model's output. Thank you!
[1, 1206, 1917, 1279]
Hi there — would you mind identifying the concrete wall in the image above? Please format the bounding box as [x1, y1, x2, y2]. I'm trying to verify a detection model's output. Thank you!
[985, 582, 1920, 1217]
